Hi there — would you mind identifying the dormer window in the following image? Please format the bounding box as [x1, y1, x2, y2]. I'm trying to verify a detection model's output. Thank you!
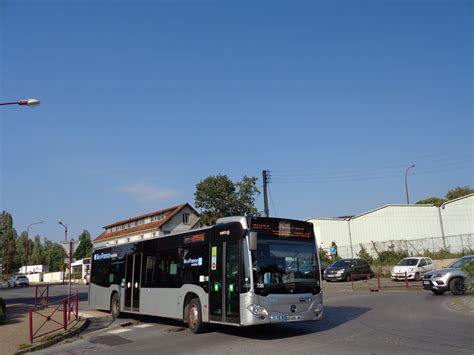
[182, 213, 190, 224]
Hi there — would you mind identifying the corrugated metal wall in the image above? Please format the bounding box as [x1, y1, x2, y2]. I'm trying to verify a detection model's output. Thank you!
[307, 194, 474, 258]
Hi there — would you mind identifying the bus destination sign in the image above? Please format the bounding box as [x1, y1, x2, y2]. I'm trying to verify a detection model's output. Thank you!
[183, 233, 206, 244]
[250, 218, 312, 238]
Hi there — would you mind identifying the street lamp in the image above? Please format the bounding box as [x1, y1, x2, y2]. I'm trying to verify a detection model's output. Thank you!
[405, 164, 415, 204]
[0, 99, 40, 106]
[58, 221, 68, 241]
[59, 221, 73, 319]
[25, 221, 43, 274]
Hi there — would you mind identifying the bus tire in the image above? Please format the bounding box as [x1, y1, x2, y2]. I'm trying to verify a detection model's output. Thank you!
[187, 298, 206, 334]
[110, 292, 121, 319]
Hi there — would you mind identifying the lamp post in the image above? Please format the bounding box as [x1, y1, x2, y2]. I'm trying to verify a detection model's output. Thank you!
[0, 99, 40, 106]
[58, 221, 72, 319]
[25, 221, 43, 274]
[405, 164, 415, 204]
[58, 221, 68, 241]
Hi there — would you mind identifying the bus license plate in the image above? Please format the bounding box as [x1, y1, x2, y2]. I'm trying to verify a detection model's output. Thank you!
[287, 315, 301, 322]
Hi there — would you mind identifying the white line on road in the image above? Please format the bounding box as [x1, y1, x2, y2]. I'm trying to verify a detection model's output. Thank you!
[108, 328, 132, 334]
[134, 324, 154, 328]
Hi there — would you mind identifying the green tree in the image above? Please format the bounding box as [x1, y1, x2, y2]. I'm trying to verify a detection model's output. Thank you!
[42, 238, 55, 271]
[194, 174, 260, 226]
[446, 186, 474, 200]
[15, 232, 29, 269]
[74, 230, 93, 259]
[43, 242, 66, 272]
[415, 197, 446, 207]
[30, 235, 43, 265]
[0, 212, 18, 276]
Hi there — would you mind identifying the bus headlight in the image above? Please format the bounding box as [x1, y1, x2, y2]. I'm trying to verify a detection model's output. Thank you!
[247, 304, 268, 315]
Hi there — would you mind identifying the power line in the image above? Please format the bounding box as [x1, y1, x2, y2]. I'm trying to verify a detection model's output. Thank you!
[268, 184, 278, 217]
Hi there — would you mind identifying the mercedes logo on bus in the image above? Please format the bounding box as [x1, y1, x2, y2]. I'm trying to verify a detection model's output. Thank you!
[290, 305, 296, 313]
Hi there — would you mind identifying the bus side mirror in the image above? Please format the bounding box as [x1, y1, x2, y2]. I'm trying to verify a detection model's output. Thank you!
[249, 231, 257, 251]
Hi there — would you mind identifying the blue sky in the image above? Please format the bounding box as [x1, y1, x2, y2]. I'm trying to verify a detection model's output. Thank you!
[1, 0, 472, 243]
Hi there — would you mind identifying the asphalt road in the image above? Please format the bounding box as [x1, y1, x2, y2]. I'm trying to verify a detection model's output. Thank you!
[1, 283, 472, 354]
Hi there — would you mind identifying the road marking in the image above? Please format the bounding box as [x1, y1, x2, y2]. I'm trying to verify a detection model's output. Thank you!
[134, 324, 154, 328]
[108, 328, 132, 334]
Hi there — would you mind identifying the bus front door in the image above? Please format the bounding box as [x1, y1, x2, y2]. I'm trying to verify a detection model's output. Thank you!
[124, 253, 142, 312]
[209, 241, 240, 324]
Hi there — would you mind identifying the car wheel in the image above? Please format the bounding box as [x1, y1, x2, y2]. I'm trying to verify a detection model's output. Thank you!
[187, 298, 206, 334]
[415, 273, 421, 281]
[432, 289, 445, 295]
[449, 278, 465, 295]
[110, 292, 121, 319]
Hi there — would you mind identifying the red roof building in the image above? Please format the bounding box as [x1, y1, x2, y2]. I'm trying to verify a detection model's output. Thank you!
[93, 203, 200, 245]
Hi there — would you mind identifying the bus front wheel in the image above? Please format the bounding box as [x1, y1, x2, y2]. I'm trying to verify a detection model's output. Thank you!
[187, 298, 206, 334]
[110, 292, 121, 319]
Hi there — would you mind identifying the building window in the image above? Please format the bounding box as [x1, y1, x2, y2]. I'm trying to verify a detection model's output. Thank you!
[182, 213, 190, 224]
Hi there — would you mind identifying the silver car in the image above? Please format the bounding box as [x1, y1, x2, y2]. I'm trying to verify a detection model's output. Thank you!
[7, 275, 30, 287]
[423, 255, 473, 295]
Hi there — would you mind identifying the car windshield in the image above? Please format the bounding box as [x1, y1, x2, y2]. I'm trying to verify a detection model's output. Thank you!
[331, 260, 351, 268]
[448, 256, 474, 268]
[397, 259, 419, 266]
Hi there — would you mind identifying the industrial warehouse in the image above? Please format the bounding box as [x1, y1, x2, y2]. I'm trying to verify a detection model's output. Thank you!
[307, 193, 473, 258]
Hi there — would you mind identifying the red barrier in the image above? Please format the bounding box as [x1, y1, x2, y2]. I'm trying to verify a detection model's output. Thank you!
[351, 273, 379, 291]
[28, 293, 79, 343]
[34, 285, 49, 308]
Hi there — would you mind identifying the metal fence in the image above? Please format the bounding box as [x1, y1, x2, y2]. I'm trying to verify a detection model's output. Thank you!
[337, 234, 474, 259]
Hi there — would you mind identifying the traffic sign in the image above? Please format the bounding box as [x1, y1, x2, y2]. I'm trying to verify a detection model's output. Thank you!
[61, 240, 81, 256]
[329, 246, 337, 255]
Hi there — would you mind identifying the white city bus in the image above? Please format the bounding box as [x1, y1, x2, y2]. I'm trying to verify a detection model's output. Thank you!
[89, 216, 323, 333]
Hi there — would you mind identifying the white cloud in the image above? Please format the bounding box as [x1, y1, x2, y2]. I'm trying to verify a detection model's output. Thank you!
[120, 183, 177, 203]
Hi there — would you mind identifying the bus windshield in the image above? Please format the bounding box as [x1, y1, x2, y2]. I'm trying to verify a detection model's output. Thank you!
[251, 237, 320, 296]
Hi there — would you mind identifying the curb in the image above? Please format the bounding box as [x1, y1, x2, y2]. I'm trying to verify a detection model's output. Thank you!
[14, 318, 90, 354]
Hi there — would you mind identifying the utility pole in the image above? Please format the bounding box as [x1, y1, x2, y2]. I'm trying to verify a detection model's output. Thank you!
[262, 170, 271, 217]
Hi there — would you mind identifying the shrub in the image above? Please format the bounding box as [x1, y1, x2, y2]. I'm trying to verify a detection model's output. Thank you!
[319, 248, 332, 264]
[461, 260, 474, 291]
[378, 249, 408, 265]
[71, 272, 82, 280]
[357, 244, 373, 264]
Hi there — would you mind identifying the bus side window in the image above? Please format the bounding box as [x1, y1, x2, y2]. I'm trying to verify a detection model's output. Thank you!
[157, 250, 179, 288]
[144, 256, 155, 287]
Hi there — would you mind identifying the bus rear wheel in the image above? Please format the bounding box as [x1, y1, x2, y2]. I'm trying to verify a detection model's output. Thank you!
[187, 298, 206, 334]
[110, 292, 121, 319]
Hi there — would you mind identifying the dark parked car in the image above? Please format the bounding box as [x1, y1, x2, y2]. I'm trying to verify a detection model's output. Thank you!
[324, 258, 372, 282]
